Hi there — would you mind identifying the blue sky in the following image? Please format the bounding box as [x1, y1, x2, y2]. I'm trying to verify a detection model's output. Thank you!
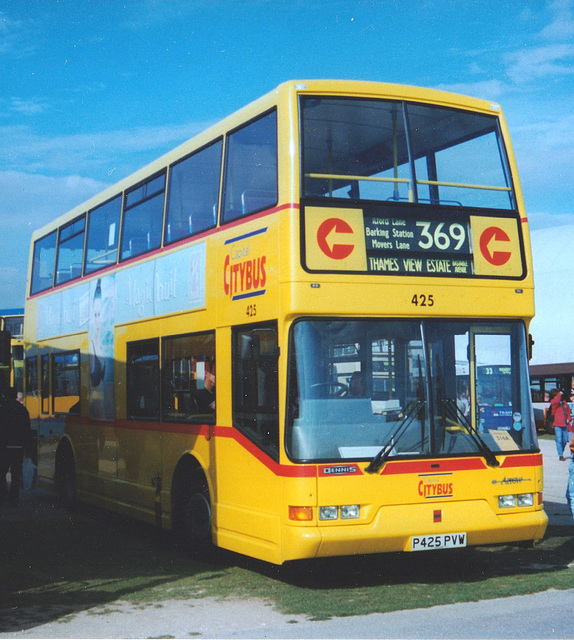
[1, 0, 573, 308]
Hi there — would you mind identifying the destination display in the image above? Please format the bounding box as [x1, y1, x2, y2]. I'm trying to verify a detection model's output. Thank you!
[364, 216, 472, 275]
[303, 204, 525, 279]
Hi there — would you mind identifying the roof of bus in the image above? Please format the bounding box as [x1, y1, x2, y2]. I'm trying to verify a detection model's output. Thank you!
[30, 79, 504, 242]
[0, 308, 24, 317]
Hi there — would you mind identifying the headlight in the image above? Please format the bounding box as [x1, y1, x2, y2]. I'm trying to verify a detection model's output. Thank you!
[319, 506, 338, 520]
[340, 504, 360, 519]
[318, 505, 361, 520]
[498, 494, 516, 508]
[517, 493, 534, 507]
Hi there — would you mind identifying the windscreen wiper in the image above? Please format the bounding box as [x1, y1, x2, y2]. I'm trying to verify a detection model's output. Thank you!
[365, 400, 426, 474]
[442, 398, 499, 467]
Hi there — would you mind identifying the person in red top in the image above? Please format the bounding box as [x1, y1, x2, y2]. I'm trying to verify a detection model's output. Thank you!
[550, 388, 572, 461]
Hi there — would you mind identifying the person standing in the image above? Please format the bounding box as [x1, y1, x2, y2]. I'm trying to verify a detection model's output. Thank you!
[0, 386, 32, 507]
[550, 388, 571, 461]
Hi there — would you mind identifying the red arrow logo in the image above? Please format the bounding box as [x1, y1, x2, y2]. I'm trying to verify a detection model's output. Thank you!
[479, 226, 511, 266]
[317, 218, 355, 260]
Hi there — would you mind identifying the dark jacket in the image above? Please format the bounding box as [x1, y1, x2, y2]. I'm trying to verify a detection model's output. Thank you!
[0, 399, 32, 448]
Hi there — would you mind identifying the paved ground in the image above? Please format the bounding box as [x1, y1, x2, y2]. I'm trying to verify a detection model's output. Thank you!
[2, 438, 573, 639]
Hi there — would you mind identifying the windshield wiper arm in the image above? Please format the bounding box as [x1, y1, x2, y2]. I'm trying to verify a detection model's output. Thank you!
[442, 398, 499, 468]
[365, 400, 426, 474]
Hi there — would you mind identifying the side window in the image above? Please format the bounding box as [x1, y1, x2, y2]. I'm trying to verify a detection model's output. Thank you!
[85, 196, 122, 274]
[222, 110, 278, 223]
[232, 322, 279, 458]
[127, 339, 159, 419]
[162, 332, 215, 423]
[165, 139, 222, 244]
[56, 215, 86, 285]
[41, 354, 50, 414]
[31, 231, 57, 295]
[530, 378, 543, 403]
[5, 315, 24, 338]
[26, 356, 38, 395]
[121, 172, 166, 261]
[52, 350, 80, 414]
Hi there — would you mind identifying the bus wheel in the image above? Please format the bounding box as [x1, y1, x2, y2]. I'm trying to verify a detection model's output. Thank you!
[172, 470, 215, 560]
[185, 487, 212, 546]
[55, 443, 77, 510]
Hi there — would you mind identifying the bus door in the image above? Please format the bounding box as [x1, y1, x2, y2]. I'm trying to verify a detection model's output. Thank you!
[117, 338, 161, 518]
[215, 322, 282, 559]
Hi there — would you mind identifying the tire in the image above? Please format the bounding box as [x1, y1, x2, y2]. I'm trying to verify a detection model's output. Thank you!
[172, 469, 216, 560]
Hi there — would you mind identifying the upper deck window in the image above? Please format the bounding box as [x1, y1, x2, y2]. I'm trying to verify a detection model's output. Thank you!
[31, 230, 57, 295]
[55, 215, 86, 285]
[85, 196, 122, 275]
[165, 139, 222, 244]
[121, 172, 166, 261]
[301, 97, 515, 210]
[222, 110, 278, 223]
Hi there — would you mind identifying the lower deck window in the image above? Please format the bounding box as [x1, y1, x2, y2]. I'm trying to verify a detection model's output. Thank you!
[162, 332, 215, 423]
[127, 339, 159, 419]
[52, 350, 80, 414]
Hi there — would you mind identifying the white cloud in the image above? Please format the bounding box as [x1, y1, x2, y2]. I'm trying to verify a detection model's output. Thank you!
[540, 0, 574, 40]
[9, 97, 48, 115]
[0, 170, 107, 224]
[0, 119, 214, 176]
[0, 13, 36, 57]
[505, 43, 574, 84]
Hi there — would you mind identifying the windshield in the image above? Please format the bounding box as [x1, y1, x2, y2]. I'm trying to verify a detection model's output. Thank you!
[301, 97, 515, 210]
[286, 319, 537, 462]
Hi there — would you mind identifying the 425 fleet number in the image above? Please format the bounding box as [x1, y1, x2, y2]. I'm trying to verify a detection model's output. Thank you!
[411, 293, 435, 307]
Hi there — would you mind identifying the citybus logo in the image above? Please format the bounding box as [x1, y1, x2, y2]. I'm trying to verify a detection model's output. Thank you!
[223, 254, 267, 299]
[223, 227, 268, 300]
[418, 479, 454, 498]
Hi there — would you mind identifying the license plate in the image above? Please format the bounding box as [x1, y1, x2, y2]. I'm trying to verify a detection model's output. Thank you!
[410, 533, 467, 551]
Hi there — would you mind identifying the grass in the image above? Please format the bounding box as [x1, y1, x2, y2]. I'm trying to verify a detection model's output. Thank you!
[1, 490, 573, 632]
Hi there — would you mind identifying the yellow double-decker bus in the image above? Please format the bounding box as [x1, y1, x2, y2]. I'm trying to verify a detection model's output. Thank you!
[25, 80, 547, 563]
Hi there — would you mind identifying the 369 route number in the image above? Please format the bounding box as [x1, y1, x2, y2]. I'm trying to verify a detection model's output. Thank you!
[411, 294, 434, 307]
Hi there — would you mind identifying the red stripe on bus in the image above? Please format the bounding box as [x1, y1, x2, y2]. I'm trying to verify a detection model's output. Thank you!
[57, 416, 542, 478]
[380, 452, 543, 475]
[500, 453, 542, 468]
[213, 424, 316, 477]
[112, 419, 316, 478]
[380, 458, 487, 475]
